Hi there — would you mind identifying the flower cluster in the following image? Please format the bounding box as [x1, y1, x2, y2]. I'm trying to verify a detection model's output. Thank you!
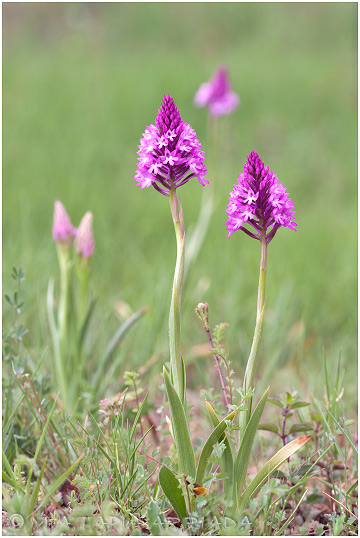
[226, 151, 296, 242]
[135, 95, 208, 195]
[52, 201, 95, 258]
[194, 65, 239, 117]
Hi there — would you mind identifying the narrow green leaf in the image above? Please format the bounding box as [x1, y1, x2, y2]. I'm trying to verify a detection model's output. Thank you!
[234, 387, 269, 499]
[28, 458, 47, 514]
[93, 307, 148, 385]
[36, 454, 84, 511]
[196, 407, 236, 486]
[163, 367, 196, 479]
[2, 470, 18, 490]
[2, 452, 25, 494]
[291, 401, 310, 409]
[238, 435, 311, 512]
[275, 489, 308, 535]
[346, 479, 358, 495]
[159, 466, 187, 522]
[205, 401, 234, 499]
[78, 297, 96, 353]
[258, 423, 279, 434]
[321, 403, 358, 458]
[288, 423, 313, 435]
[268, 398, 283, 408]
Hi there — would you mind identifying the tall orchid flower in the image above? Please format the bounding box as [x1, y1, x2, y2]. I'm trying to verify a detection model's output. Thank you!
[227, 151, 296, 428]
[135, 95, 208, 404]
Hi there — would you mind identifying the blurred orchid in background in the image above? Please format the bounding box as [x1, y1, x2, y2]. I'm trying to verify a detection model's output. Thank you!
[194, 64, 239, 117]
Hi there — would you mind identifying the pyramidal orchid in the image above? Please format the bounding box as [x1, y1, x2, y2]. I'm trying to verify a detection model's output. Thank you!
[135, 95, 208, 406]
[226, 150, 296, 243]
[135, 95, 208, 195]
[227, 151, 296, 433]
[194, 65, 240, 117]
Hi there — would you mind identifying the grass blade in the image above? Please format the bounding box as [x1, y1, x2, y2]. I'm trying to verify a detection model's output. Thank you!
[92, 306, 148, 387]
[36, 454, 84, 511]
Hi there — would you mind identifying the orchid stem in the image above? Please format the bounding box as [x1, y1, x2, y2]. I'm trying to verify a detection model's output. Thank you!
[241, 230, 267, 430]
[169, 188, 186, 403]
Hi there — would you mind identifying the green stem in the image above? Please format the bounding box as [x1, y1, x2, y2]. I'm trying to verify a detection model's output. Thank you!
[244, 231, 267, 393]
[58, 246, 71, 346]
[168, 189, 186, 403]
[241, 231, 267, 428]
[56, 245, 72, 408]
[76, 258, 90, 328]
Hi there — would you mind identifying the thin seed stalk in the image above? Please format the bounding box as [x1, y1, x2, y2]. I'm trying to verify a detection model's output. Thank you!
[169, 188, 185, 403]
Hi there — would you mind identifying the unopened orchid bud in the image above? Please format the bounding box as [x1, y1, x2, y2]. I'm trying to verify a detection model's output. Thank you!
[52, 201, 77, 247]
[75, 212, 95, 260]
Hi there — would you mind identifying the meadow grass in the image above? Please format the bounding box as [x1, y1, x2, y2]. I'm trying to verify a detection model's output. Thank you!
[3, 4, 357, 409]
[2, 4, 358, 535]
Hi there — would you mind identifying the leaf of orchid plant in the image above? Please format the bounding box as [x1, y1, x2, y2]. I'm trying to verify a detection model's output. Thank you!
[92, 306, 148, 387]
[234, 387, 269, 500]
[196, 407, 237, 486]
[163, 367, 196, 479]
[159, 466, 187, 523]
[77, 296, 96, 354]
[204, 401, 235, 497]
[237, 435, 311, 513]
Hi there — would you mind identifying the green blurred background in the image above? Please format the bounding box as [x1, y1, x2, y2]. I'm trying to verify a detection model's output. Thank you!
[3, 3, 357, 408]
